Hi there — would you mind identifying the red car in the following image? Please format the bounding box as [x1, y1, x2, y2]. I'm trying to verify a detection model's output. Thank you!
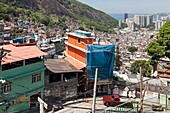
[103, 94, 133, 107]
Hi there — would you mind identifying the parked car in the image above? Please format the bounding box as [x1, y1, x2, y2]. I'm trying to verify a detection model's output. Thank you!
[103, 94, 133, 108]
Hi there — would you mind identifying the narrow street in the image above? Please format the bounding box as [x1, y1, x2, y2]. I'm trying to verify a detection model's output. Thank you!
[54, 97, 170, 113]
[55, 97, 107, 113]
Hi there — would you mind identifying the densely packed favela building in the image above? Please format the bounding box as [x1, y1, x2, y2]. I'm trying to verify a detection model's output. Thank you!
[0, 44, 45, 113]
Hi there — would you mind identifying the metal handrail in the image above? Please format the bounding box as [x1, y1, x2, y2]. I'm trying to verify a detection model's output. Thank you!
[102, 100, 139, 113]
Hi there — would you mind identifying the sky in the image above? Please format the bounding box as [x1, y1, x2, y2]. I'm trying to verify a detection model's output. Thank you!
[78, 0, 170, 14]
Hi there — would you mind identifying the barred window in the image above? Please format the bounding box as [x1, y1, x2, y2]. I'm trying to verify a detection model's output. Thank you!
[2, 82, 11, 93]
[32, 73, 41, 83]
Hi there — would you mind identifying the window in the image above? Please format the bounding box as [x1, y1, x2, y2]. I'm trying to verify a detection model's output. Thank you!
[2, 82, 11, 93]
[78, 38, 81, 43]
[49, 74, 61, 83]
[32, 73, 41, 83]
[2, 61, 23, 71]
[25, 57, 42, 65]
[167, 81, 170, 86]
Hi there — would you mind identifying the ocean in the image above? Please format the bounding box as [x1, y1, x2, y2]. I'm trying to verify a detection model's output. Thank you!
[109, 13, 135, 22]
[110, 13, 156, 22]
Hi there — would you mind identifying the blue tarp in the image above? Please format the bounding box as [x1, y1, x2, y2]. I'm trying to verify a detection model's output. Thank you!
[86, 44, 115, 80]
[12, 36, 35, 43]
[12, 37, 24, 43]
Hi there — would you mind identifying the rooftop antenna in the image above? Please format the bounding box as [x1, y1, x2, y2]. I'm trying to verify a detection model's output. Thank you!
[0, 47, 11, 65]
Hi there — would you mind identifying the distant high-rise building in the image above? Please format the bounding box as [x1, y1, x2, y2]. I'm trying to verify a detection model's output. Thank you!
[126, 18, 135, 31]
[146, 15, 153, 26]
[134, 15, 153, 27]
[155, 20, 167, 30]
[134, 15, 140, 25]
[130, 21, 135, 31]
[118, 20, 122, 28]
[156, 15, 160, 20]
[124, 13, 128, 22]
[154, 13, 170, 30]
[141, 16, 146, 27]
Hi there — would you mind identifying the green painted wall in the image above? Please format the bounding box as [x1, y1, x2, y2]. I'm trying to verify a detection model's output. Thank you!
[0, 61, 45, 80]
[0, 61, 45, 113]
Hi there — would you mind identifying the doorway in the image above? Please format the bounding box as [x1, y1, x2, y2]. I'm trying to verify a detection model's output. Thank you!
[30, 92, 41, 109]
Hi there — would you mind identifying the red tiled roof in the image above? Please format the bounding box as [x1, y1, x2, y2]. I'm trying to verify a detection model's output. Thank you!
[158, 69, 170, 73]
[65, 56, 86, 70]
[159, 74, 170, 78]
[1, 44, 46, 65]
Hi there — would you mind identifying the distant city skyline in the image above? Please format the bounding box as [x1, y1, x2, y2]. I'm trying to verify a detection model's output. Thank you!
[78, 0, 170, 14]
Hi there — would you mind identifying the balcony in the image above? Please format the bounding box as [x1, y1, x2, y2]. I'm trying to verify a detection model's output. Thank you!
[0, 61, 45, 80]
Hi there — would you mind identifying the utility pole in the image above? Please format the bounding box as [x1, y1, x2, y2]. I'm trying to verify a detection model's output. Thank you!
[140, 67, 143, 113]
[140, 81, 148, 113]
[92, 68, 98, 113]
[140, 67, 143, 99]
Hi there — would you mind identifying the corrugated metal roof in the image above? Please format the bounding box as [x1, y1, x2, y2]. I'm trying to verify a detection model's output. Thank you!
[45, 58, 83, 73]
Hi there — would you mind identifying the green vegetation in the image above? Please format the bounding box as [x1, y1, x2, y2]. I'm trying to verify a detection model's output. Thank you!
[130, 60, 152, 77]
[65, 0, 119, 33]
[113, 76, 125, 81]
[134, 23, 140, 30]
[0, 1, 68, 28]
[146, 21, 170, 71]
[1, 0, 125, 33]
[146, 23, 155, 30]
[128, 46, 138, 53]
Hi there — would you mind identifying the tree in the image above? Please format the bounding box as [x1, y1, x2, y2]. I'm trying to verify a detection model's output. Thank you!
[40, 16, 50, 26]
[16, 8, 25, 16]
[5, 7, 15, 14]
[128, 46, 138, 53]
[146, 23, 155, 30]
[158, 21, 170, 51]
[130, 60, 152, 77]
[114, 45, 122, 71]
[147, 40, 165, 59]
[0, 13, 10, 21]
[146, 21, 170, 71]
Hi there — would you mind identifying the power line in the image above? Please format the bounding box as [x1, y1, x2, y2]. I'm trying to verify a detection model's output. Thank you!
[0, 75, 88, 109]
[1, 70, 86, 98]
[0, 67, 112, 111]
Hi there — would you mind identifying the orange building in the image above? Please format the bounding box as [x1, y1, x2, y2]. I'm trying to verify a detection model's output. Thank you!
[65, 30, 94, 66]
[65, 30, 113, 95]
[65, 30, 94, 95]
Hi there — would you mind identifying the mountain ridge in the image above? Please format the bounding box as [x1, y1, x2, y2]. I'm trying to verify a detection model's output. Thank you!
[1, 0, 126, 32]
